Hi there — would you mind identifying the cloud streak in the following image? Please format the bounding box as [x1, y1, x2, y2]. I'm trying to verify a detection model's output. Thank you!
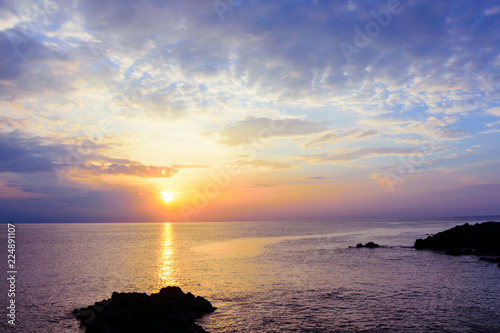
[59, 163, 177, 178]
[301, 128, 379, 148]
[206, 116, 328, 146]
[235, 159, 292, 170]
[0, 130, 177, 178]
[299, 147, 428, 165]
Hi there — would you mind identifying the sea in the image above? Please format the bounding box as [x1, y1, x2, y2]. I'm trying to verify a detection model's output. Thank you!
[1, 216, 499, 332]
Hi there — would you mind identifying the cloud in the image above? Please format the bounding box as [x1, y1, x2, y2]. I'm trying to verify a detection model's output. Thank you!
[481, 129, 500, 135]
[486, 107, 500, 116]
[3, 0, 499, 131]
[116, 85, 188, 120]
[0, 130, 177, 178]
[486, 120, 500, 128]
[362, 118, 412, 126]
[303, 176, 329, 180]
[171, 164, 210, 169]
[206, 116, 328, 146]
[0, 184, 164, 223]
[357, 129, 379, 138]
[3, 0, 500, 114]
[0, 27, 74, 98]
[360, 116, 470, 143]
[63, 163, 177, 178]
[442, 153, 460, 159]
[464, 160, 500, 168]
[370, 172, 396, 191]
[235, 159, 292, 170]
[1, 1, 500, 222]
[0, 116, 25, 128]
[244, 183, 282, 188]
[393, 116, 468, 141]
[0, 131, 66, 173]
[301, 128, 379, 148]
[299, 147, 427, 165]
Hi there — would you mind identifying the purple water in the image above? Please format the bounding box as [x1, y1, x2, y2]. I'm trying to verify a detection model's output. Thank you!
[1, 217, 499, 332]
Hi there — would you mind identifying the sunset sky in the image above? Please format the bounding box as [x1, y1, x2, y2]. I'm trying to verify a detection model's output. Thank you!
[1, 0, 499, 222]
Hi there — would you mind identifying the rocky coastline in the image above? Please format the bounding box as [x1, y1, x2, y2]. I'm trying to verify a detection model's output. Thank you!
[414, 221, 500, 268]
[73, 286, 216, 333]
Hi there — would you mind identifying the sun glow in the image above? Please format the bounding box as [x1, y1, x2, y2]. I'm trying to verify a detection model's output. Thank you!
[161, 191, 173, 203]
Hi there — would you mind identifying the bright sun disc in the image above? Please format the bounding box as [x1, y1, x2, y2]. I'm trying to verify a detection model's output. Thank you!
[162, 192, 173, 202]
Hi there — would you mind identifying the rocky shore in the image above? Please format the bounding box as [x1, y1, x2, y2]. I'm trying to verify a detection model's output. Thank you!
[355, 241, 380, 248]
[73, 286, 216, 333]
[414, 221, 500, 268]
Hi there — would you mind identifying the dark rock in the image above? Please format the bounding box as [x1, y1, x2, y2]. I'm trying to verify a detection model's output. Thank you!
[463, 248, 475, 255]
[475, 247, 500, 255]
[414, 221, 500, 255]
[73, 286, 216, 333]
[354, 242, 380, 248]
[479, 257, 500, 263]
[445, 248, 475, 256]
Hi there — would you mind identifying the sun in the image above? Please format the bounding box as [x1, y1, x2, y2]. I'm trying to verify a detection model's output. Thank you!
[161, 191, 173, 203]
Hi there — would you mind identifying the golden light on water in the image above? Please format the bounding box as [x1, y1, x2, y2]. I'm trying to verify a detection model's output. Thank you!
[157, 222, 176, 288]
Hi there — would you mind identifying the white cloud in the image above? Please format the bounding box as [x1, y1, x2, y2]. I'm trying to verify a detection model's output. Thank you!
[205, 116, 328, 146]
[298, 147, 429, 165]
[235, 159, 292, 170]
[301, 128, 379, 148]
[486, 106, 500, 116]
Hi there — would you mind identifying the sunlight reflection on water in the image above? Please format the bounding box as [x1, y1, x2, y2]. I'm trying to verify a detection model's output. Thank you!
[157, 222, 176, 288]
[194, 232, 356, 258]
[2, 218, 499, 332]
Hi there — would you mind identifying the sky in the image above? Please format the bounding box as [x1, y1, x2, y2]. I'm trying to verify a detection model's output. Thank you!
[0, 0, 499, 222]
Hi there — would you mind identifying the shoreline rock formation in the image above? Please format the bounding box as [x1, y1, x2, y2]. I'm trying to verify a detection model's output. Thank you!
[73, 286, 216, 333]
[414, 221, 500, 268]
[414, 221, 500, 255]
[355, 241, 381, 248]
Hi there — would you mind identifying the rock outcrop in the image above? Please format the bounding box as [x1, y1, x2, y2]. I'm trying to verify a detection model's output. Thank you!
[355, 242, 380, 248]
[479, 257, 500, 263]
[414, 221, 500, 256]
[73, 286, 216, 333]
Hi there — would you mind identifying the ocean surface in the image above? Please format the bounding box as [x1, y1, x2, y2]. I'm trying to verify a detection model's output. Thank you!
[1, 216, 500, 332]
